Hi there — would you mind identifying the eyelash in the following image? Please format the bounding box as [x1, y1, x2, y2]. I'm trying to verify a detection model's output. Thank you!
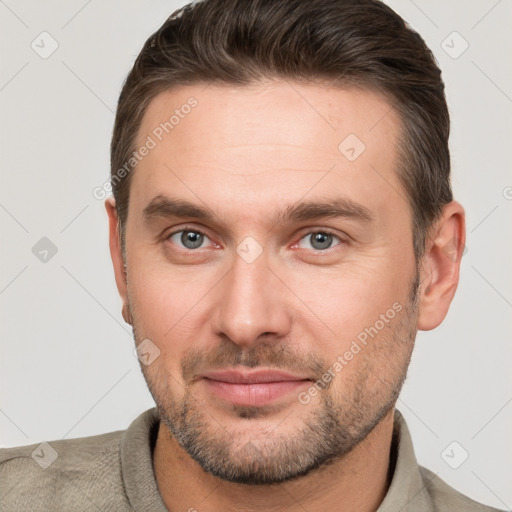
[165, 226, 345, 252]
[166, 226, 211, 246]
[294, 230, 343, 251]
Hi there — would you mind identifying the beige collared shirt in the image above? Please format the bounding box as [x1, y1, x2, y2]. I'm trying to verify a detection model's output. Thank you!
[0, 408, 504, 511]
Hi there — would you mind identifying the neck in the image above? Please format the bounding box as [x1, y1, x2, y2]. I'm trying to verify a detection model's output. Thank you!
[154, 408, 395, 512]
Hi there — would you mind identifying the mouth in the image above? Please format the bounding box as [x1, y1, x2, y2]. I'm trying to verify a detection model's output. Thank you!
[200, 368, 312, 407]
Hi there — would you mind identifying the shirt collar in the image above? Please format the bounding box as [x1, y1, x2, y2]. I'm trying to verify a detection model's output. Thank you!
[377, 409, 435, 512]
[120, 407, 434, 512]
[120, 407, 168, 512]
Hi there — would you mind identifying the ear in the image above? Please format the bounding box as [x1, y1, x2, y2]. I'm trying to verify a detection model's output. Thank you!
[417, 201, 466, 331]
[105, 197, 132, 325]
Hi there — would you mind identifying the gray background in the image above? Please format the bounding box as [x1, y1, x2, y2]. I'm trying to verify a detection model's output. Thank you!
[1, 0, 511, 509]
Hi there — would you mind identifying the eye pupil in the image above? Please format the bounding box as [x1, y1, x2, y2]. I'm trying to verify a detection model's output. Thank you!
[311, 232, 332, 250]
[181, 231, 204, 249]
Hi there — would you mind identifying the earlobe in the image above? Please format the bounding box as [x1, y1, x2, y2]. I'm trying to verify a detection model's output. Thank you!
[417, 201, 466, 331]
[122, 303, 133, 325]
[105, 197, 131, 324]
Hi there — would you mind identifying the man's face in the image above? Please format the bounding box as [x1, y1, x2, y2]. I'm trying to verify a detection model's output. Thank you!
[121, 81, 420, 484]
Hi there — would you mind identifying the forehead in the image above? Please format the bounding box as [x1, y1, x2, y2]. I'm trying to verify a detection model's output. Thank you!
[137, 80, 399, 155]
[129, 80, 406, 222]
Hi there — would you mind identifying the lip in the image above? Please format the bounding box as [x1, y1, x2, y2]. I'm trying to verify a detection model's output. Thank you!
[201, 368, 312, 407]
[201, 368, 310, 384]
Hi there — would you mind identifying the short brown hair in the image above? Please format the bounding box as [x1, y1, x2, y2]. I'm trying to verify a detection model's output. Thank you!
[110, 0, 452, 260]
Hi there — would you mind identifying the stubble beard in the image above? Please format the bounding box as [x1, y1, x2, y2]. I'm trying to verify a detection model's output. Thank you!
[130, 274, 420, 485]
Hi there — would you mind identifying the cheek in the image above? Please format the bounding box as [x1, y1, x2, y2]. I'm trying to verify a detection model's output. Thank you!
[131, 247, 212, 304]
[283, 259, 412, 351]
[128, 268, 210, 355]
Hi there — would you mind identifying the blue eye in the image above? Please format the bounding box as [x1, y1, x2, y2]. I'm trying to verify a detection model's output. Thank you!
[169, 229, 211, 250]
[298, 232, 341, 251]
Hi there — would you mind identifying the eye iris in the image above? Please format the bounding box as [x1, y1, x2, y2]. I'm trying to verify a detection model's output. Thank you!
[181, 231, 203, 249]
[311, 232, 332, 250]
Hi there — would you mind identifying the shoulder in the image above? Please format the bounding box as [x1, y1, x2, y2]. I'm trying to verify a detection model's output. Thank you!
[419, 466, 506, 512]
[0, 429, 131, 511]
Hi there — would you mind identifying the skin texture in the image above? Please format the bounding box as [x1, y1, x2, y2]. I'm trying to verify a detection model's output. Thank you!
[106, 80, 465, 512]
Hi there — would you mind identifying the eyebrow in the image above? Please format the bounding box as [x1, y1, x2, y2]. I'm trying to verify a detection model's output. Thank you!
[142, 195, 375, 226]
[143, 196, 213, 222]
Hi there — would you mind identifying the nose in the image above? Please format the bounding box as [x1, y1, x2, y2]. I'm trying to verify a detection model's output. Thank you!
[211, 246, 292, 348]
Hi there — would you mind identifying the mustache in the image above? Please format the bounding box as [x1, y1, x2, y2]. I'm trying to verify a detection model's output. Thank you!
[181, 340, 329, 383]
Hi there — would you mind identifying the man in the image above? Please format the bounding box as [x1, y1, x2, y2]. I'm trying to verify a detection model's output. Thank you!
[0, 0, 504, 510]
